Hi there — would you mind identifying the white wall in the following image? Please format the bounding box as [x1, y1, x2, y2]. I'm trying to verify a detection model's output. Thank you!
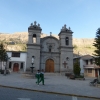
[80, 59, 84, 74]
[7, 52, 27, 72]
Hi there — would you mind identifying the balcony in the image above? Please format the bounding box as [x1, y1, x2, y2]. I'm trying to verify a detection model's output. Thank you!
[83, 64, 99, 69]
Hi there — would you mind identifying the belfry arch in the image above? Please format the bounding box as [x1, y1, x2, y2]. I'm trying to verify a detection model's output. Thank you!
[33, 34, 36, 43]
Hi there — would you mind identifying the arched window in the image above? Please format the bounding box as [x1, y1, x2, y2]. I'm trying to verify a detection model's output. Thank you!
[33, 34, 36, 43]
[49, 45, 52, 52]
[65, 37, 69, 45]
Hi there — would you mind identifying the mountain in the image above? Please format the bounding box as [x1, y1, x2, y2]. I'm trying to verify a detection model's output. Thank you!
[0, 32, 95, 56]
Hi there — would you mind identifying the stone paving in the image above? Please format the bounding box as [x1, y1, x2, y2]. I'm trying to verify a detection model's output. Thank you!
[0, 72, 100, 99]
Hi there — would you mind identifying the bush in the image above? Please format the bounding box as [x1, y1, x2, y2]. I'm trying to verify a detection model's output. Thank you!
[75, 75, 84, 78]
[73, 59, 81, 76]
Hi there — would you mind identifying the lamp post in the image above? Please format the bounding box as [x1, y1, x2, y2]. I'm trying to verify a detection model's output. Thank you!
[30, 56, 35, 73]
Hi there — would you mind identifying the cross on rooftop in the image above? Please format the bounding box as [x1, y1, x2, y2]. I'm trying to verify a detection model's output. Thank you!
[64, 24, 66, 29]
[50, 32, 52, 36]
[34, 21, 37, 25]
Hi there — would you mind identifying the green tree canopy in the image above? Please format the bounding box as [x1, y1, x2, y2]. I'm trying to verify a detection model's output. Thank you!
[73, 59, 81, 76]
[93, 28, 100, 66]
[0, 43, 8, 62]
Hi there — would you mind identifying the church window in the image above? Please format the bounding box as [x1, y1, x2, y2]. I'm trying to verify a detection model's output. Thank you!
[49, 45, 52, 52]
[65, 37, 69, 45]
[33, 34, 36, 43]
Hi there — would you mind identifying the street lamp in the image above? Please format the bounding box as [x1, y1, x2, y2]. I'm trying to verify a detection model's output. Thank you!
[30, 56, 35, 73]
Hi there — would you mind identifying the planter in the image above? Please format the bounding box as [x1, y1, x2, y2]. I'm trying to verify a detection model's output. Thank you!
[65, 73, 72, 78]
[96, 84, 100, 87]
[75, 78, 85, 80]
[1, 70, 4, 74]
[70, 75, 75, 79]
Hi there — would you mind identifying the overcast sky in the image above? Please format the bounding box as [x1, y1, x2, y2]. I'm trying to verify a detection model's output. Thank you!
[0, 0, 100, 38]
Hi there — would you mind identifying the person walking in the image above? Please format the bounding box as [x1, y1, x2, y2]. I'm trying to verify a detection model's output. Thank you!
[39, 69, 45, 85]
[35, 70, 40, 85]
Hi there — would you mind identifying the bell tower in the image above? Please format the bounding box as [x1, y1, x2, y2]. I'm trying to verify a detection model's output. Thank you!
[58, 24, 73, 72]
[26, 21, 42, 71]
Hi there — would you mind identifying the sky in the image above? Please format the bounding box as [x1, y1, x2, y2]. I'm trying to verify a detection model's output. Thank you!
[0, 0, 100, 38]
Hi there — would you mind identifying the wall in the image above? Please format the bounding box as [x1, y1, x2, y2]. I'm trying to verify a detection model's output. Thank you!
[7, 52, 27, 72]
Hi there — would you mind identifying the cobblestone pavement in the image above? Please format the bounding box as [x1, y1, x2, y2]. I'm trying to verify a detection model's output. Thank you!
[0, 73, 100, 99]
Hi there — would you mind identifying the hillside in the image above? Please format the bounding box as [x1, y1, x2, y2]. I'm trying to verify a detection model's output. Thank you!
[0, 32, 95, 56]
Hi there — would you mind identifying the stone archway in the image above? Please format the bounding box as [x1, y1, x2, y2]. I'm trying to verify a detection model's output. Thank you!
[13, 63, 19, 72]
[45, 59, 54, 72]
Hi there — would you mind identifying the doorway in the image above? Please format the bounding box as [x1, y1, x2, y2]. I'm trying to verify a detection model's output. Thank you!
[45, 59, 54, 72]
[13, 63, 19, 72]
[95, 69, 98, 77]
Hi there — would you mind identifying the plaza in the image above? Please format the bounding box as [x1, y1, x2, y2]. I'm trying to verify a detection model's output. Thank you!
[0, 73, 100, 99]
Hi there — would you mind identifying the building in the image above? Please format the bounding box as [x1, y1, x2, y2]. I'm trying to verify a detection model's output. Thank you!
[74, 55, 100, 77]
[0, 51, 27, 72]
[26, 21, 73, 73]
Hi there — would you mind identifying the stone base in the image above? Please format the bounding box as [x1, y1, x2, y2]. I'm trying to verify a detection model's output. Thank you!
[96, 84, 100, 87]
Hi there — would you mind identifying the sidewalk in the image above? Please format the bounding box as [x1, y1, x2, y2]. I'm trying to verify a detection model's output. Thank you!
[0, 73, 100, 99]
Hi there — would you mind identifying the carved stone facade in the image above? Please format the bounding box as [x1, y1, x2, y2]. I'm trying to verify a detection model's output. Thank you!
[26, 21, 73, 73]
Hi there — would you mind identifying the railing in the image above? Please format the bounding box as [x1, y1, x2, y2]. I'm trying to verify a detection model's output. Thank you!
[83, 64, 97, 68]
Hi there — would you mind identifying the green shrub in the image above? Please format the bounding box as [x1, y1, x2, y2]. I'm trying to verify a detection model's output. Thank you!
[75, 75, 84, 78]
[1, 70, 4, 74]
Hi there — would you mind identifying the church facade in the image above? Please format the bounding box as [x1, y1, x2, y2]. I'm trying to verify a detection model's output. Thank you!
[26, 21, 73, 73]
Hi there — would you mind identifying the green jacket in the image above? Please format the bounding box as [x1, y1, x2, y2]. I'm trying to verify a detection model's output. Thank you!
[35, 73, 40, 78]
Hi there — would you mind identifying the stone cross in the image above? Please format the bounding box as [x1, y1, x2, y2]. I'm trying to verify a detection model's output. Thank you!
[50, 32, 52, 36]
[63, 61, 67, 68]
[34, 21, 36, 25]
[64, 24, 66, 29]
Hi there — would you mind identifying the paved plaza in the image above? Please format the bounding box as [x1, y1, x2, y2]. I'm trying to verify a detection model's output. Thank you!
[0, 72, 100, 99]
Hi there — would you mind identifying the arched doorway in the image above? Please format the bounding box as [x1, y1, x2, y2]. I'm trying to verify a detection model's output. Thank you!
[13, 63, 19, 72]
[45, 59, 54, 72]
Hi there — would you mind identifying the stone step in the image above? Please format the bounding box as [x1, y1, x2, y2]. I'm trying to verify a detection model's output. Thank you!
[44, 73, 64, 76]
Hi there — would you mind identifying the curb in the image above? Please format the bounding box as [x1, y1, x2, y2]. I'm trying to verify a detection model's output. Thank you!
[0, 85, 100, 99]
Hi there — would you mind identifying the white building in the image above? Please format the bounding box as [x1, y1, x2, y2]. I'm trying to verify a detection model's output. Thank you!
[74, 55, 100, 77]
[0, 51, 27, 72]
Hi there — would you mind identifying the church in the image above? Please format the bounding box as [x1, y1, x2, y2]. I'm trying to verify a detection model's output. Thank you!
[26, 21, 73, 73]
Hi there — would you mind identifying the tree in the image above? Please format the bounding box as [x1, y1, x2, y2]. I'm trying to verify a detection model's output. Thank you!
[93, 28, 100, 66]
[0, 43, 7, 61]
[0, 43, 8, 70]
[73, 59, 81, 76]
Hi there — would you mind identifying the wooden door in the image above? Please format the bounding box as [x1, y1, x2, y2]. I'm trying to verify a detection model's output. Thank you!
[99, 69, 100, 76]
[95, 69, 98, 77]
[45, 59, 54, 72]
[13, 63, 19, 72]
